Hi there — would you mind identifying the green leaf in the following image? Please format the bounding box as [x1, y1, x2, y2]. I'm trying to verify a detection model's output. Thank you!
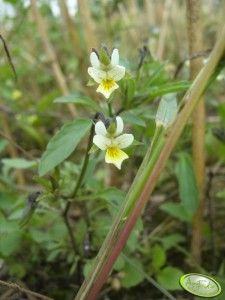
[84, 259, 95, 278]
[126, 219, 143, 252]
[120, 111, 146, 127]
[121, 258, 145, 288]
[160, 202, 191, 222]
[152, 244, 166, 271]
[2, 158, 37, 169]
[98, 187, 125, 208]
[114, 255, 125, 271]
[120, 78, 136, 103]
[156, 93, 178, 128]
[38, 119, 92, 176]
[54, 94, 100, 111]
[175, 153, 198, 218]
[161, 234, 185, 250]
[147, 63, 166, 85]
[138, 81, 190, 101]
[156, 266, 183, 290]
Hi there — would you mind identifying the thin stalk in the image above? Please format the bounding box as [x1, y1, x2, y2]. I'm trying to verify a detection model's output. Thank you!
[63, 119, 95, 229]
[186, 0, 205, 265]
[62, 119, 96, 278]
[74, 23, 225, 300]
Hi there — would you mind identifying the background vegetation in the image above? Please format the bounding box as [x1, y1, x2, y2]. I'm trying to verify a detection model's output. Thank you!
[0, 0, 225, 299]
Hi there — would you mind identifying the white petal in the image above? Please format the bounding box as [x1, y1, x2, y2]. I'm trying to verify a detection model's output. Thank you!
[96, 81, 118, 99]
[105, 147, 128, 169]
[93, 135, 110, 150]
[88, 67, 106, 83]
[115, 116, 124, 136]
[111, 48, 119, 66]
[90, 52, 100, 68]
[107, 65, 125, 81]
[95, 120, 107, 135]
[114, 134, 134, 149]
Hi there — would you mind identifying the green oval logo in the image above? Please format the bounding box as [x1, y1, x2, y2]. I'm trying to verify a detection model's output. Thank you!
[180, 273, 221, 298]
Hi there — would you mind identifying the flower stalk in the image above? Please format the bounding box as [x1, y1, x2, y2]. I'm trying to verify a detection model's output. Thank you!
[75, 24, 225, 300]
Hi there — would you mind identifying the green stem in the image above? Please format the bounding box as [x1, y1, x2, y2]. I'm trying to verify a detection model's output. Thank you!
[62, 115, 97, 255]
[64, 116, 96, 216]
[74, 24, 225, 300]
[107, 101, 113, 117]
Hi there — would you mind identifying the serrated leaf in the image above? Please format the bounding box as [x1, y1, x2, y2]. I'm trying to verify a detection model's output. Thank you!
[175, 153, 198, 218]
[2, 158, 37, 169]
[54, 93, 100, 111]
[38, 119, 92, 176]
[156, 93, 178, 128]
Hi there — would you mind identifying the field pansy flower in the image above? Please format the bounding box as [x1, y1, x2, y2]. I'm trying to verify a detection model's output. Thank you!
[88, 49, 125, 99]
[93, 116, 133, 169]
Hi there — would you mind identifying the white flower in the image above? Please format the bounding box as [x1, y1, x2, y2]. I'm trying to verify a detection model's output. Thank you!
[93, 116, 134, 169]
[88, 49, 125, 99]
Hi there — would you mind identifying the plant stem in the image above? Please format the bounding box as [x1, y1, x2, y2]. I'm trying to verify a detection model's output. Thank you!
[62, 118, 96, 252]
[186, 0, 205, 265]
[74, 24, 225, 300]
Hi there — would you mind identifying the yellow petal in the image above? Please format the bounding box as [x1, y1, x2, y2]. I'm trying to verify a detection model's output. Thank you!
[97, 79, 118, 99]
[105, 147, 128, 169]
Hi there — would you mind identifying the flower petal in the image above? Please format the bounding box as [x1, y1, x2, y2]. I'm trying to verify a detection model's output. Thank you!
[95, 120, 107, 135]
[90, 52, 100, 68]
[93, 135, 110, 150]
[88, 67, 106, 83]
[105, 147, 128, 169]
[115, 116, 124, 136]
[111, 48, 119, 66]
[114, 134, 134, 149]
[97, 80, 118, 99]
[108, 65, 125, 81]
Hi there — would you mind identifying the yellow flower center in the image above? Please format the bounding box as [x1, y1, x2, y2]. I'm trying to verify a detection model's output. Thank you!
[101, 79, 115, 91]
[106, 146, 120, 159]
